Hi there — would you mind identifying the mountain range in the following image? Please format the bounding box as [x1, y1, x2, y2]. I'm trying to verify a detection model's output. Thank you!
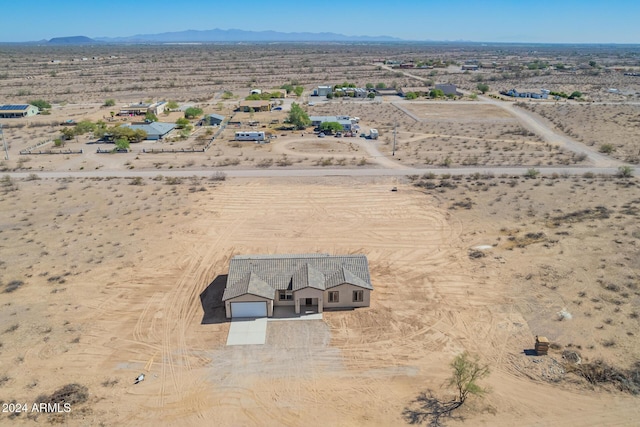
[93, 28, 402, 43]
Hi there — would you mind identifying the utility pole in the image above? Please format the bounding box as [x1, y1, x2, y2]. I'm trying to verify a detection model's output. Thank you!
[392, 122, 396, 156]
[0, 124, 7, 160]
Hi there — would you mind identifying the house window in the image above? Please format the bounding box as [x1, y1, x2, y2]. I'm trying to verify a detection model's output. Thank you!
[279, 290, 293, 301]
[353, 290, 363, 302]
[328, 291, 339, 303]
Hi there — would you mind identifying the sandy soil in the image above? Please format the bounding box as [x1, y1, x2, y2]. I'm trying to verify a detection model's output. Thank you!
[0, 175, 638, 426]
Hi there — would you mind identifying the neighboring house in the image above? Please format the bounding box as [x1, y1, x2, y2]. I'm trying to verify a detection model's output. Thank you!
[374, 88, 399, 97]
[204, 113, 225, 126]
[0, 104, 39, 118]
[119, 101, 166, 116]
[500, 89, 549, 99]
[309, 115, 354, 131]
[222, 254, 373, 318]
[435, 84, 461, 96]
[462, 64, 479, 71]
[239, 100, 271, 112]
[335, 87, 368, 98]
[127, 122, 176, 140]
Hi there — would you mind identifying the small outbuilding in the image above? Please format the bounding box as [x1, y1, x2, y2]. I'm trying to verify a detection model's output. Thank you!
[204, 113, 225, 126]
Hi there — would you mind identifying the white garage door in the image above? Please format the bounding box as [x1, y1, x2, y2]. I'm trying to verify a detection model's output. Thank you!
[231, 302, 267, 318]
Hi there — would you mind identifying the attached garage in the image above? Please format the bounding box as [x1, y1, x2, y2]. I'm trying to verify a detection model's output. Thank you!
[230, 301, 267, 318]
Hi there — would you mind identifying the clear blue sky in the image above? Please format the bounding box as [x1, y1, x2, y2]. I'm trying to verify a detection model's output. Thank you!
[3, 0, 638, 43]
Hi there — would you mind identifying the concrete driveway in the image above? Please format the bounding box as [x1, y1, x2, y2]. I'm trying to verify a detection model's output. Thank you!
[226, 317, 268, 346]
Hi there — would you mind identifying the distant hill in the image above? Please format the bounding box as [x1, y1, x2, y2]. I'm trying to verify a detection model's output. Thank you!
[48, 36, 101, 45]
[95, 28, 402, 43]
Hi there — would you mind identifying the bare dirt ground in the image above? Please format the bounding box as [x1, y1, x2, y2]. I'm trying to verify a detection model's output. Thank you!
[0, 43, 639, 426]
[0, 174, 638, 426]
[518, 103, 640, 164]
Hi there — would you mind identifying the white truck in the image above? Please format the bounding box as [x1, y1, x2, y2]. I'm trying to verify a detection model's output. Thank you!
[369, 129, 379, 140]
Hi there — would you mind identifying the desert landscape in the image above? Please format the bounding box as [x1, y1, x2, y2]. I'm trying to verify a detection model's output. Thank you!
[0, 42, 639, 426]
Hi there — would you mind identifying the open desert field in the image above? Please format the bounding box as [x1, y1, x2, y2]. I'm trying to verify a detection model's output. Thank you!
[518, 103, 640, 164]
[0, 173, 638, 426]
[0, 42, 639, 426]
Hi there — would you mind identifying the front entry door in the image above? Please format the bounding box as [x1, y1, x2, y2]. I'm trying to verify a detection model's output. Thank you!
[305, 298, 313, 305]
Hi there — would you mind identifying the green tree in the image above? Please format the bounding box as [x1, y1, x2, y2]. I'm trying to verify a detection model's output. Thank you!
[280, 83, 294, 94]
[429, 89, 445, 98]
[103, 99, 116, 107]
[405, 92, 417, 100]
[319, 122, 343, 134]
[476, 83, 489, 94]
[61, 127, 75, 141]
[184, 107, 203, 119]
[568, 91, 582, 99]
[166, 100, 179, 110]
[145, 111, 158, 122]
[114, 138, 130, 151]
[175, 117, 190, 129]
[449, 352, 490, 405]
[74, 120, 97, 135]
[367, 92, 376, 99]
[365, 83, 374, 89]
[326, 92, 334, 99]
[29, 99, 51, 110]
[287, 103, 311, 130]
[222, 91, 234, 100]
[294, 86, 304, 97]
[375, 82, 386, 89]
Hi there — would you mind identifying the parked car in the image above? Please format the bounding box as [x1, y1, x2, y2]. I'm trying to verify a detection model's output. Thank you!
[335, 132, 342, 137]
[318, 132, 325, 138]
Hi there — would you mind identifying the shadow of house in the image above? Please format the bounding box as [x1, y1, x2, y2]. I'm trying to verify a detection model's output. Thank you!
[199, 275, 228, 325]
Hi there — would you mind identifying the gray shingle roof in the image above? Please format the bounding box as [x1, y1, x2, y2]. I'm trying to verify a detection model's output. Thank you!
[223, 254, 373, 301]
[222, 271, 275, 301]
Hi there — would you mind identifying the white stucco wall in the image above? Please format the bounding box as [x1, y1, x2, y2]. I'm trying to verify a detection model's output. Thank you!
[324, 284, 371, 309]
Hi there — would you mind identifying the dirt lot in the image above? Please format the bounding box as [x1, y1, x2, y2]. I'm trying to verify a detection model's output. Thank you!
[0, 175, 638, 426]
[519, 103, 640, 164]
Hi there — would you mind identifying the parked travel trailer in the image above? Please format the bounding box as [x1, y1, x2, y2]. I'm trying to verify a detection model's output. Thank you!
[235, 131, 266, 142]
[369, 129, 379, 139]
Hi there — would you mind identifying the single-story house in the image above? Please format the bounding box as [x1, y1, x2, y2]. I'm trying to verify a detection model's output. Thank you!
[127, 122, 176, 140]
[435, 84, 461, 96]
[461, 64, 479, 71]
[500, 89, 549, 99]
[119, 101, 166, 116]
[204, 113, 225, 126]
[222, 254, 373, 318]
[239, 100, 271, 112]
[374, 88, 400, 97]
[0, 104, 39, 118]
[309, 115, 353, 131]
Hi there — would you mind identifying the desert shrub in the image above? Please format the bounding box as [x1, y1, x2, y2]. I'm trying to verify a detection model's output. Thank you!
[599, 143, 615, 154]
[4, 280, 24, 293]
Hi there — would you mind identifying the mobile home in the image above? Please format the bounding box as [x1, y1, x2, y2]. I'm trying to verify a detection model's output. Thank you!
[235, 131, 266, 142]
